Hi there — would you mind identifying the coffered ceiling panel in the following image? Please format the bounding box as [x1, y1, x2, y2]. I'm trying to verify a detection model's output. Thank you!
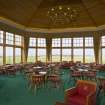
[0, 0, 105, 28]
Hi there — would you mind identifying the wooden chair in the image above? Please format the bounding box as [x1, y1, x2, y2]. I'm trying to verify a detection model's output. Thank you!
[30, 74, 44, 91]
[83, 71, 97, 81]
[6, 67, 16, 75]
[71, 70, 82, 80]
[47, 75, 61, 88]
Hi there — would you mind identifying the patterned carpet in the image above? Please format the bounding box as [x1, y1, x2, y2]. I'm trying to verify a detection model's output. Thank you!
[0, 69, 105, 105]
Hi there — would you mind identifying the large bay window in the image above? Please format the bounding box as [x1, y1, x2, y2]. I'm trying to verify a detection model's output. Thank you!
[0, 46, 3, 65]
[29, 38, 36, 47]
[73, 38, 83, 47]
[15, 48, 21, 63]
[37, 38, 46, 61]
[6, 32, 14, 45]
[27, 48, 36, 62]
[6, 47, 13, 64]
[52, 38, 61, 47]
[0, 31, 23, 64]
[0, 31, 3, 44]
[62, 38, 71, 61]
[102, 48, 105, 64]
[15, 35, 22, 46]
[62, 38, 71, 47]
[101, 36, 105, 64]
[73, 38, 83, 62]
[37, 38, 46, 47]
[85, 37, 93, 47]
[0, 31, 3, 65]
[51, 37, 95, 63]
[0, 30, 99, 64]
[52, 38, 61, 62]
[85, 37, 95, 63]
[28, 38, 36, 62]
[37, 48, 46, 62]
[73, 48, 83, 62]
[52, 49, 60, 62]
[85, 49, 95, 63]
[28, 38, 46, 62]
[62, 49, 71, 61]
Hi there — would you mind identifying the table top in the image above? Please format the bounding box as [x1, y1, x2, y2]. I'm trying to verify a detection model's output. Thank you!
[39, 71, 47, 75]
[48, 64, 56, 67]
[32, 74, 43, 77]
[33, 66, 43, 69]
[78, 68, 88, 72]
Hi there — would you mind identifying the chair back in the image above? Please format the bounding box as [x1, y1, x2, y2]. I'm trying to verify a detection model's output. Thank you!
[86, 71, 96, 77]
[71, 71, 82, 77]
[47, 75, 60, 81]
[32, 75, 44, 84]
[77, 80, 96, 96]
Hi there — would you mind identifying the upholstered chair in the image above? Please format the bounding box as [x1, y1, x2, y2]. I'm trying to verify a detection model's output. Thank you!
[65, 80, 97, 105]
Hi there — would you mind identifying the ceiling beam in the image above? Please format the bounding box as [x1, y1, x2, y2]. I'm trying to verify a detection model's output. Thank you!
[91, 0, 105, 23]
[81, 0, 98, 27]
[99, 0, 105, 8]
[25, 0, 43, 27]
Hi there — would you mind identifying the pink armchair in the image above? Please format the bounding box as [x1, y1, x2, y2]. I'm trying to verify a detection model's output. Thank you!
[65, 80, 97, 105]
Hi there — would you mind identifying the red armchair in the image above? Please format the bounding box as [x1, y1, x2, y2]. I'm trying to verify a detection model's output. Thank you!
[65, 80, 97, 105]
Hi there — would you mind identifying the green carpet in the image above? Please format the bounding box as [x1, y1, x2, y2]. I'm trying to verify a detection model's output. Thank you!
[0, 70, 105, 105]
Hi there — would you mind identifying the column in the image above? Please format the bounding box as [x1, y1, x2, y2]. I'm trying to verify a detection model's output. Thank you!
[46, 37, 52, 62]
[93, 32, 101, 64]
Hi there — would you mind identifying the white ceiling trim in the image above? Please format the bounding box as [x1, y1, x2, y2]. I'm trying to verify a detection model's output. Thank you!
[1, 16, 105, 33]
[0, 17, 25, 30]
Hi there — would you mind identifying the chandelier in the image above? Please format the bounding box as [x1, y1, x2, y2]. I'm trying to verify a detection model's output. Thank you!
[47, 6, 79, 24]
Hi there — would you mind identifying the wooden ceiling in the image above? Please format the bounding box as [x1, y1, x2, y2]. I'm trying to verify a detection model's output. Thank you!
[0, 0, 105, 29]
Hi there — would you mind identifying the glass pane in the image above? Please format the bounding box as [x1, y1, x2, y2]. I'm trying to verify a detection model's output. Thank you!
[37, 49, 46, 62]
[15, 48, 21, 63]
[73, 38, 83, 47]
[0, 31, 3, 44]
[52, 38, 61, 47]
[85, 37, 93, 47]
[62, 38, 71, 47]
[27, 48, 36, 62]
[101, 36, 105, 46]
[85, 48, 95, 63]
[29, 38, 36, 47]
[6, 47, 13, 64]
[6, 32, 14, 45]
[37, 38, 46, 47]
[0, 46, 3, 65]
[52, 49, 60, 62]
[62, 49, 71, 61]
[102, 48, 105, 64]
[15, 35, 22, 46]
[73, 49, 83, 62]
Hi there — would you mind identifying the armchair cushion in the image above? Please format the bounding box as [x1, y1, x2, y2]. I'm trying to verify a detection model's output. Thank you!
[77, 83, 95, 97]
